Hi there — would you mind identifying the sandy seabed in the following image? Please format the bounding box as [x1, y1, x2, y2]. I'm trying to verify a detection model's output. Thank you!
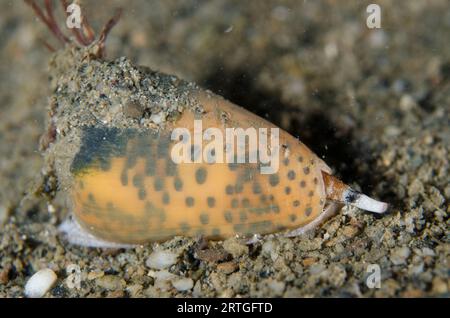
[0, 0, 448, 297]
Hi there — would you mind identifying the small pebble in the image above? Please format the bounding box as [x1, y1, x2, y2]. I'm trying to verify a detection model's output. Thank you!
[96, 275, 125, 291]
[428, 186, 445, 207]
[195, 248, 230, 263]
[431, 277, 448, 295]
[151, 270, 176, 291]
[126, 284, 143, 297]
[402, 289, 424, 298]
[223, 238, 248, 258]
[146, 249, 179, 269]
[261, 240, 276, 255]
[87, 270, 104, 280]
[342, 225, 360, 238]
[309, 263, 326, 275]
[107, 290, 125, 298]
[0, 205, 7, 226]
[0, 265, 11, 284]
[384, 126, 401, 137]
[368, 29, 387, 48]
[399, 94, 417, 111]
[123, 101, 143, 119]
[390, 246, 411, 265]
[217, 261, 238, 274]
[267, 280, 285, 296]
[171, 278, 194, 291]
[192, 280, 202, 297]
[421, 247, 435, 257]
[302, 257, 316, 267]
[408, 179, 424, 197]
[24, 268, 57, 298]
[149, 112, 165, 124]
[47, 204, 56, 214]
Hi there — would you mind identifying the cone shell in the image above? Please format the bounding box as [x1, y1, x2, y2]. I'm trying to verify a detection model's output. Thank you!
[68, 90, 331, 244]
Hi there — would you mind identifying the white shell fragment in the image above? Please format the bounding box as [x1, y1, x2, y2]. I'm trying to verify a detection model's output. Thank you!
[145, 250, 179, 270]
[149, 270, 176, 291]
[24, 268, 57, 298]
[149, 112, 165, 124]
[171, 278, 194, 291]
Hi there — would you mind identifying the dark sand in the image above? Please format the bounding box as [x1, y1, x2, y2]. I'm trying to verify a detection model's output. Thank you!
[0, 0, 448, 297]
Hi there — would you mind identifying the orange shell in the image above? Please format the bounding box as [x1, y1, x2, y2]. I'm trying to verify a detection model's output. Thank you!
[69, 90, 331, 244]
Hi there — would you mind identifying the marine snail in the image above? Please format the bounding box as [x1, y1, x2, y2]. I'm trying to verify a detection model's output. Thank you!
[28, 1, 388, 248]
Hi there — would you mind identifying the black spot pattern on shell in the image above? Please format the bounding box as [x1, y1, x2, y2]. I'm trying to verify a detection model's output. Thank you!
[174, 177, 183, 191]
[287, 170, 296, 180]
[269, 174, 279, 187]
[285, 186, 291, 195]
[186, 197, 195, 207]
[207, 197, 215, 208]
[195, 167, 207, 184]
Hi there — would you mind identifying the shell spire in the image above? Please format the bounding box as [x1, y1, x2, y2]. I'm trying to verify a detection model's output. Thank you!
[322, 172, 388, 213]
